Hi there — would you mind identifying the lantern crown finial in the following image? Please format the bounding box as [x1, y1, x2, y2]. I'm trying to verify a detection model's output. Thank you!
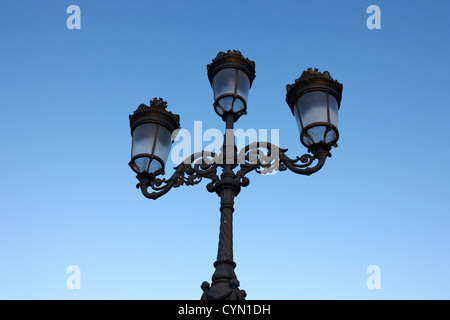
[129, 98, 180, 128]
[207, 50, 255, 72]
[286, 68, 343, 93]
[149, 97, 168, 110]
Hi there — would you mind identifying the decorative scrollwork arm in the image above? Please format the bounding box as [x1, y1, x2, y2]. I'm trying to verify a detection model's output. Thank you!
[279, 143, 331, 176]
[136, 151, 220, 200]
[236, 142, 332, 187]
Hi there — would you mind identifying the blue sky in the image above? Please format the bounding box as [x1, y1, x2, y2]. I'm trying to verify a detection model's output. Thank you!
[1, 0, 449, 299]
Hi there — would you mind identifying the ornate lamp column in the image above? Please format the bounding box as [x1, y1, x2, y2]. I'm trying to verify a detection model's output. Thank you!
[128, 51, 343, 300]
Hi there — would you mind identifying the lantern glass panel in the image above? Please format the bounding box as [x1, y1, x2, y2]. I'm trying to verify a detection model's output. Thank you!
[236, 69, 250, 102]
[132, 123, 157, 158]
[328, 94, 339, 128]
[153, 125, 172, 167]
[213, 68, 236, 100]
[297, 91, 328, 128]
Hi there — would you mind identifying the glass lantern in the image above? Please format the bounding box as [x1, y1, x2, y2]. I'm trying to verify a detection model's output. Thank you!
[129, 98, 180, 176]
[207, 50, 256, 120]
[286, 68, 343, 148]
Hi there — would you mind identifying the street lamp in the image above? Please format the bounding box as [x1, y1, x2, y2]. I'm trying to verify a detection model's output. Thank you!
[207, 50, 256, 121]
[285, 68, 342, 149]
[128, 50, 343, 300]
[129, 98, 180, 178]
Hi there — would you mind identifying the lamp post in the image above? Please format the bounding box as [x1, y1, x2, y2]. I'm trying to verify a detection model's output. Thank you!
[128, 50, 343, 300]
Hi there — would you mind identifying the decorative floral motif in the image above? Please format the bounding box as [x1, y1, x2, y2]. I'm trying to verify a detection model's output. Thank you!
[149, 97, 168, 109]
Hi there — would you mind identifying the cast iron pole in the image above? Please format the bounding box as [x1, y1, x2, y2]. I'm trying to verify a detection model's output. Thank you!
[201, 113, 246, 300]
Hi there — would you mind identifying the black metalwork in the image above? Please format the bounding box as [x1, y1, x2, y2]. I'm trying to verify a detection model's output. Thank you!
[134, 114, 332, 300]
[129, 98, 180, 136]
[136, 140, 332, 201]
[129, 51, 342, 300]
[285, 68, 343, 110]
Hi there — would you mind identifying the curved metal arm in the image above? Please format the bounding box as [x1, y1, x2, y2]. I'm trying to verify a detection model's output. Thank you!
[136, 143, 332, 199]
[236, 142, 332, 187]
[136, 151, 220, 200]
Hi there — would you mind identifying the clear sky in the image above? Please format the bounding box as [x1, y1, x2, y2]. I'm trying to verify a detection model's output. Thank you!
[1, 0, 449, 300]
